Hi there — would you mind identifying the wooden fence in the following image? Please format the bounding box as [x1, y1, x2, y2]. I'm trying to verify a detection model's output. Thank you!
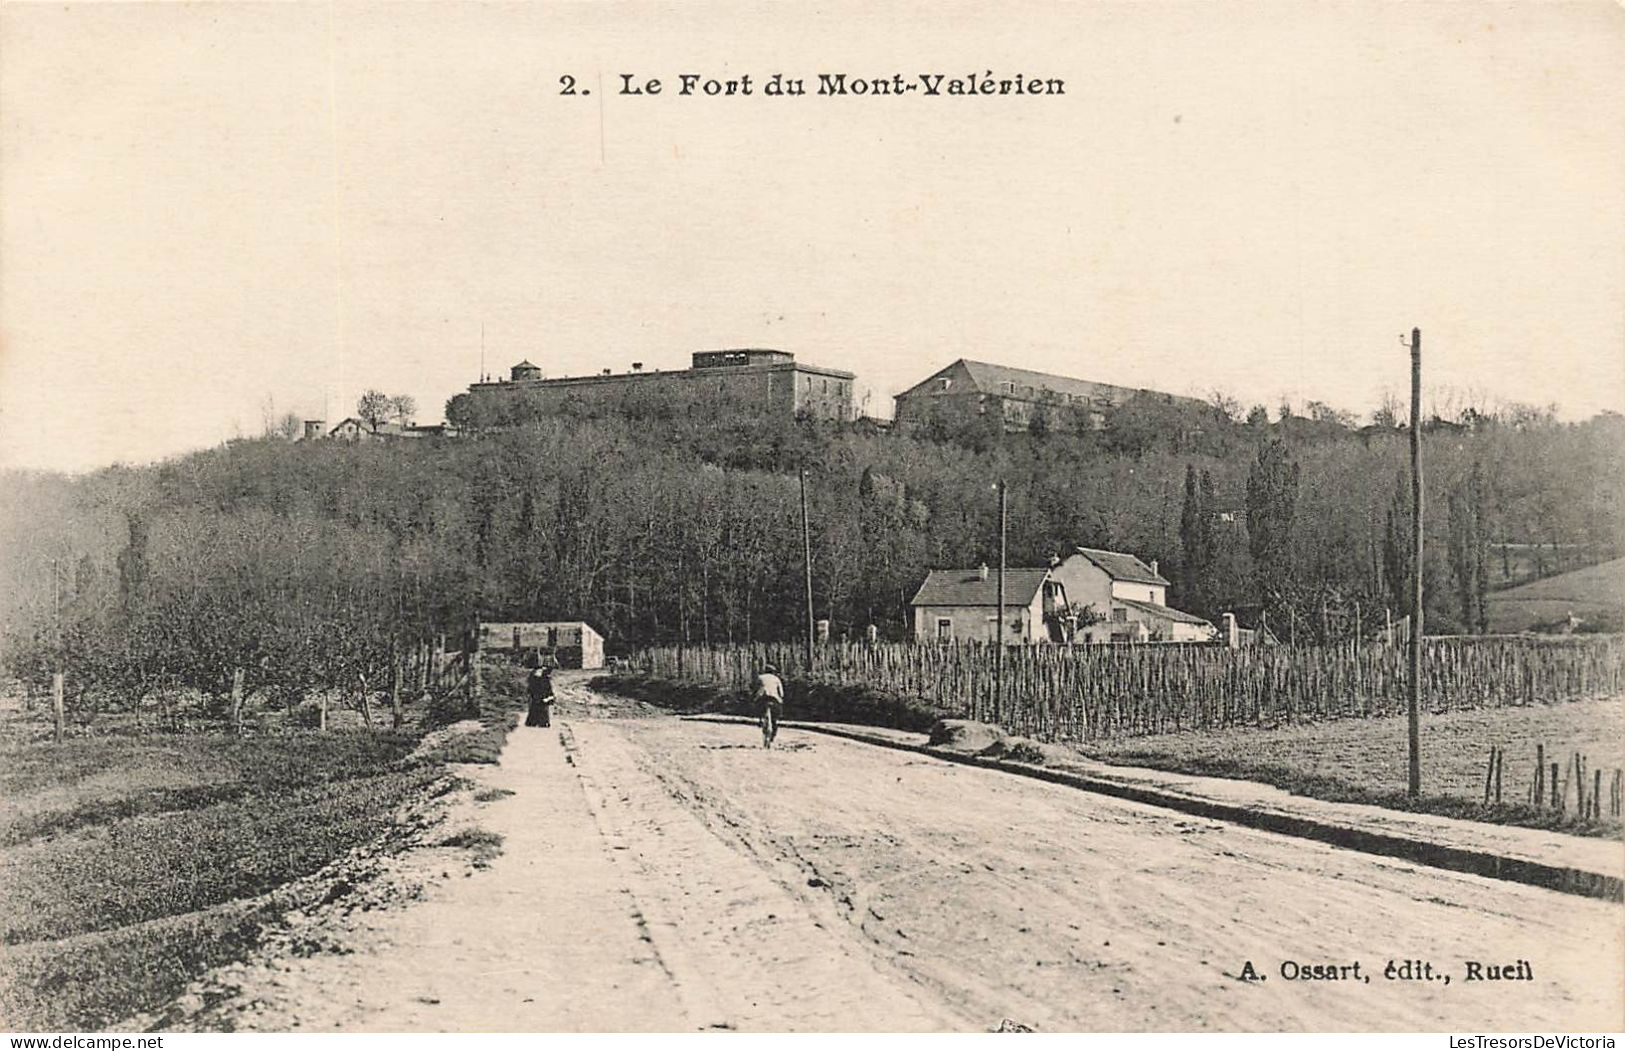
[630, 635, 1625, 743]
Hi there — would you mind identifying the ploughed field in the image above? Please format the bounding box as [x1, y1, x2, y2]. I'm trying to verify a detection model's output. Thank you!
[0, 691, 519, 1031]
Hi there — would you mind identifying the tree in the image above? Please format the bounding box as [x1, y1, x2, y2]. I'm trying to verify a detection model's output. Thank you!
[1178, 464, 1217, 617]
[1447, 463, 1490, 634]
[1382, 473, 1411, 616]
[1208, 391, 1241, 422]
[389, 395, 417, 427]
[356, 390, 393, 432]
[1371, 390, 1403, 429]
[1245, 439, 1299, 619]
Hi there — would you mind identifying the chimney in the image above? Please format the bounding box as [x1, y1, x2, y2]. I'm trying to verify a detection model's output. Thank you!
[978, 563, 989, 581]
[1150, 559, 1159, 576]
[1049, 554, 1061, 567]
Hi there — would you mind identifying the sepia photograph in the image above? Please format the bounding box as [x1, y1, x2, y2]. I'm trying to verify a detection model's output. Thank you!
[1, 0, 1622, 1036]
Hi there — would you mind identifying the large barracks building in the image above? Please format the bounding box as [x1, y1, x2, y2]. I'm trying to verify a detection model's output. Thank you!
[465, 349, 855, 423]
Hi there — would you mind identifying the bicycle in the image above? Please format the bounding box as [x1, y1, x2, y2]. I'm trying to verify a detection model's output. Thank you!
[759, 699, 781, 749]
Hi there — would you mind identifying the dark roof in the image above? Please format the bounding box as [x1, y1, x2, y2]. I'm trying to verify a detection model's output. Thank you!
[1073, 548, 1170, 586]
[513, 360, 539, 369]
[910, 568, 1050, 607]
[960, 360, 1157, 405]
[1115, 597, 1211, 626]
[897, 358, 1204, 408]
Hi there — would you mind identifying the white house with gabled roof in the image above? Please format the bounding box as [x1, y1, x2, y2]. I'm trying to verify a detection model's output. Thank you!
[1048, 547, 1216, 643]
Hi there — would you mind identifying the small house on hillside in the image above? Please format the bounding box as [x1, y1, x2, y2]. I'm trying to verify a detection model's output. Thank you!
[479, 620, 605, 669]
[1048, 547, 1216, 643]
[323, 418, 451, 442]
[909, 565, 1067, 643]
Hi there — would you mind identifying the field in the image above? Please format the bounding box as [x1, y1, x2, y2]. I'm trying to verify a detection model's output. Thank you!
[0, 676, 524, 1031]
[1083, 696, 1624, 835]
[1486, 557, 1625, 633]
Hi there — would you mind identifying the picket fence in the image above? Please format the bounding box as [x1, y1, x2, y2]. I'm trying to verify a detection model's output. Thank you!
[630, 635, 1625, 742]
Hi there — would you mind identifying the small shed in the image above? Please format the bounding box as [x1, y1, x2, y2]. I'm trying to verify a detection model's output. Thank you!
[479, 620, 605, 669]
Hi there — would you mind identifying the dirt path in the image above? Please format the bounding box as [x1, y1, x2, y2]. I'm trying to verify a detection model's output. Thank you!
[198, 679, 1624, 1032]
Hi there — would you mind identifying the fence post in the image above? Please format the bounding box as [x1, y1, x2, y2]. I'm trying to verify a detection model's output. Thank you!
[391, 656, 404, 729]
[230, 667, 245, 736]
[52, 671, 65, 743]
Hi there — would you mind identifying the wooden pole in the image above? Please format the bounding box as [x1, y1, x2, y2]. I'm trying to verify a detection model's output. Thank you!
[51, 558, 63, 742]
[1407, 326, 1424, 798]
[800, 468, 815, 671]
[996, 479, 1007, 725]
[230, 667, 245, 736]
[51, 671, 64, 743]
[391, 654, 404, 729]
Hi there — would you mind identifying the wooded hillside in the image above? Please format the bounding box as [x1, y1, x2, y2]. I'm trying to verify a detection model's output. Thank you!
[3, 398, 1621, 717]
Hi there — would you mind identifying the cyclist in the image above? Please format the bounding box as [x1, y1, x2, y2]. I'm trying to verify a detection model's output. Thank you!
[753, 663, 785, 749]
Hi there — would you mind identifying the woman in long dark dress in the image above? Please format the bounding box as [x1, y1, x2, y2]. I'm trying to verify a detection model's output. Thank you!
[525, 657, 555, 727]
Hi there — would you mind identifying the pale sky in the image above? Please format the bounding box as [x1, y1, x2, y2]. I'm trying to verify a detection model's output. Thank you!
[3, 1, 1623, 472]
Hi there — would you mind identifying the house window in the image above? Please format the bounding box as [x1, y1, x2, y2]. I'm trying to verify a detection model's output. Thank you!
[939, 378, 952, 391]
[936, 618, 953, 640]
[1112, 607, 1127, 623]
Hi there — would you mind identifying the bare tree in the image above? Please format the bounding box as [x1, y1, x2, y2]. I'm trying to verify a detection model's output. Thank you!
[356, 390, 392, 432]
[1207, 390, 1242, 422]
[1371, 388, 1404, 428]
[389, 395, 417, 427]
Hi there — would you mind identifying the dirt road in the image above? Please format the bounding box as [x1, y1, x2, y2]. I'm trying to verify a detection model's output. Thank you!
[197, 677, 1624, 1032]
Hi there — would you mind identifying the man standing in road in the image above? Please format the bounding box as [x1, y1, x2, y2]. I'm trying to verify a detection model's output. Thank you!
[526, 655, 556, 728]
[754, 663, 785, 748]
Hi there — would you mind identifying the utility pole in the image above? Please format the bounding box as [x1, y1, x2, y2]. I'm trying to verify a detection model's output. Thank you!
[995, 480, 1008, 725]
[800, 468, 815, 671]
[1408, 326, 1424, 798]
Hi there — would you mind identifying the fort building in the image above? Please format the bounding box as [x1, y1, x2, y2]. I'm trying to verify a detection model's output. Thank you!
[893, 358, 1207, 435]
[464, 349, 855, 424]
